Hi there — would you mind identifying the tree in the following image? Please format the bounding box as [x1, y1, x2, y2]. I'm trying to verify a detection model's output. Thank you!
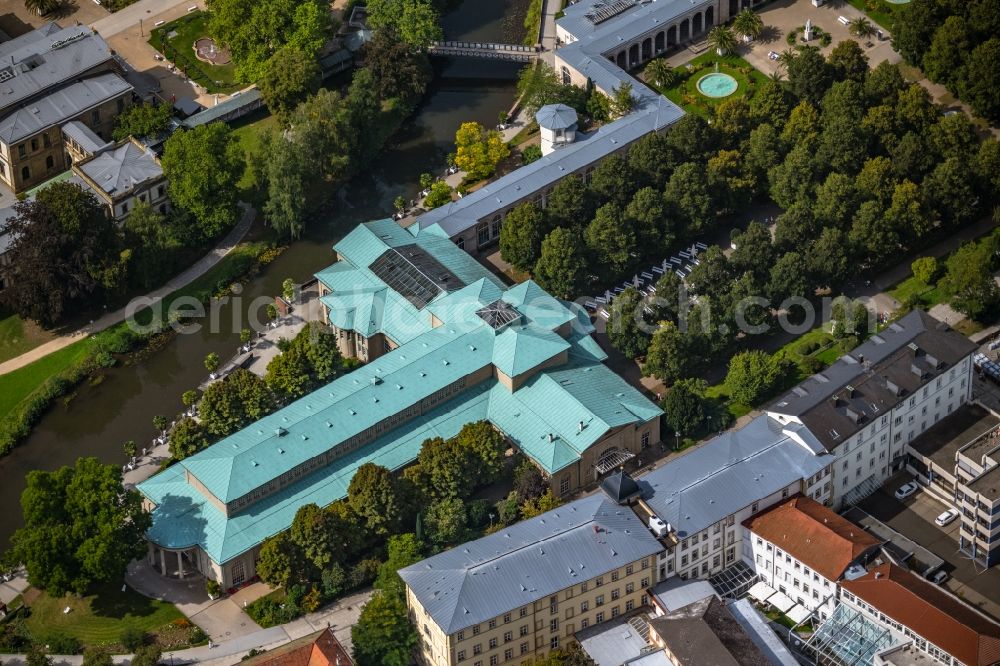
[886, 179, 929, 243]
[940, 240, 1000, 320]
[922, 157, 979, 227]
[707, 148, 753, 215]
[414, 436, 477, 501]
[607, 287, 650, 359]
[168, 417, 208, 460]
[200, 369, 274, 437]
[544, 177, 592, 230]
[961, 39, 1000, 123]
[830, 297, 871, 339]
[750, 82, 792, 129]
[259, 130, 313, 239]
[589, 155, 634, 207]
[768, 251, 812, 304]
[585, 204, 635, 277]
[123, 440, 138, 460]
[644, 59, 677, 89]
[514, 458, 547, 501]
[204, 352, 220, 373]
[865, 61, 907, 106]
[256, 531, 306, 588]
[152, 415, 168, 434]
[259, 46, 322, 122]
[894, 84, 938, 135]
[929, 113, 979, 163]
[664, 114, 718, 162]
[161, 123, 245, 238]
[363, 29, 432, 102]
[529, 642, 596, 665]
[122, 203, 177, 290]
[0, 183, 126, 327]
[624, 186, 668, 248]
[780, 100, 820, 149]
[849, 200, 899, 268]
[855, 156, 897, 207]
[627, 132, 677, 189]
[662, 379, 710, 437]
[687, 246, 732, 304]
[814, 172, 860, 230]
[730, 221, 776, 285]
[112, 102, 171, 141]
[23, 0, 67, 15]
[664, 162, 714, 234]
[610, 82, 635, 117]
[454, 122, 510, 181]
[724, 350, 786, 406]
[348, 464, 402, 536]
[207, 0, 331, 83]
[423, 181, 453, 208]
[848, 16, 876, 39]
[534, 227, 587, 298]
[425, 498, 468, 545]
[731, 9, 764, 43]
[516, 63, 585, 114]
[810, 227, 852, 289]
[773, 202, 820, 251]
[891, 0, 945, 65]
[912, 257, 938, 285]
[742, 123, 783, 196]
[500, 202, 547, 272]
[265, 346, 312, 400]
[7, 457, 151, 595]
[454, 421, 507, 486]
[707, 25, 737, 55]
[922, 15, 971, 90]
[768, 143, 820, 209]
[786, 46, 833, 106]
[351, 592, 418, 666]
[827, 40, 869, 83]
[643, 321, 690, 383]
[365, 0, 442, 48]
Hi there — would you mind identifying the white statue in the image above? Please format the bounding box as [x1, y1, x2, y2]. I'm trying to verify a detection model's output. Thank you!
[804, 19, 813, 41]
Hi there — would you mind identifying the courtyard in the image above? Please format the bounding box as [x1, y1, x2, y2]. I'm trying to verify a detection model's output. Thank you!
[148, 11, 240, 94]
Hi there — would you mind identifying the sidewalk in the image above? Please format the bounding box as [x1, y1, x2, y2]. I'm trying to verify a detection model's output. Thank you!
[0, 204, 255, 377]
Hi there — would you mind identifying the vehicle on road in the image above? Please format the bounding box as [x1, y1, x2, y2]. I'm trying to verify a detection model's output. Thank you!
[930, 570, 949, 584]
[894, 482, 919, 500]
[935, 508, 959, 526]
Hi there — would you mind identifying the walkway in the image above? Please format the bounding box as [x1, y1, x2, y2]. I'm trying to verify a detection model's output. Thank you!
[91, 0, 203, 38]
[0, 203, 255, 376]
[427, 41, 540, 61]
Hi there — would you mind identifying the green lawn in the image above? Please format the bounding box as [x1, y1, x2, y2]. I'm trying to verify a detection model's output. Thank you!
[148, 11, 240, 94]
[645, 52, 770, 117]
[0, 313, 59, 365]
[888, 276, 944, 309]
[231, 111, 280, 197]
[25, 583, 186, 648]
[846, 0, 904, 32]
[0, 338, 93, 420]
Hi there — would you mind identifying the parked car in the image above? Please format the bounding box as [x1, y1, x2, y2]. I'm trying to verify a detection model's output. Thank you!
[894, 481, 919, 500]
[930, 570, 949, 584]
[935, 508, 959, 526]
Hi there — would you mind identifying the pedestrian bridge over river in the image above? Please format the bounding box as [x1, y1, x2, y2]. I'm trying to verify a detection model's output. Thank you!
[427, 41, 541, 61]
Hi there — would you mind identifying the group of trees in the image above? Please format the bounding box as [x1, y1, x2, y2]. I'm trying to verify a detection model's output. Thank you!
[365, 0, 443, 48]
[893, 0, 1000, 122]
[454, 122, 512, 181]
[168, 323, 345, 460]
[254, 30, 432, 239]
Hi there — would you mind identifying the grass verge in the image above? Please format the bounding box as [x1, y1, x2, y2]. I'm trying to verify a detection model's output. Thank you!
[0, 313, 57, 365]
[846, 0, 903, 32]
[523, 0, 543, 45]
[888, 276, 944, 309]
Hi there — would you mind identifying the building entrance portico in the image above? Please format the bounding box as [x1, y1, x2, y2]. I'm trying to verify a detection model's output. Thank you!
[149, 543, 202, 580]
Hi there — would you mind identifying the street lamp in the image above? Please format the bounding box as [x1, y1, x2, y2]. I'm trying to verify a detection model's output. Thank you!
[674, 431, 681, 450]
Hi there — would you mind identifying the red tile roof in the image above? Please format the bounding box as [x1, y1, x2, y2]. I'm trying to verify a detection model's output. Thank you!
[743, 495, 880, 581]
[842, 564, 1000, 666]
[239, 628, 352, 666]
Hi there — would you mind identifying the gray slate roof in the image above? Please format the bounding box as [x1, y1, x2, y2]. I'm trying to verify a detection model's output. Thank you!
[0, 23, 115, 116]
[536, 103, 578, 130]
[0, 72, 131, 144]
[637, 415, 832, 539]
[62, 119, 111, 154]
[398, 493, 663, 634]
[76, 140, 162, 197]
[768, 310, 978, 451]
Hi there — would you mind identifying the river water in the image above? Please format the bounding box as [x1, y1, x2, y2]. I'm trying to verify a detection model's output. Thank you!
[0, 2, 522, 552]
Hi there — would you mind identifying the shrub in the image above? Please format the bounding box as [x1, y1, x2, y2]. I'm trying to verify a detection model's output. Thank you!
[466, 499, 493, 528]
[189, 627, 208, 645]
[43, 633, 82, 654]
[206, 579, 221, 598]
[120, 626, 147, 651]
[521, 144, 542, 165]
[795, 339, 821, 356]
[798, 356, 824, 375]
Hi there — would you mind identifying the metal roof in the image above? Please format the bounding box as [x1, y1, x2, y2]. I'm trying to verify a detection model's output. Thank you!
[398, 493, 663, 634]
[557, 0, 711, 43]
[535, 103, 578, 130]
[62, 119, 111, 154]
[0, 23, 116, 116]
[638, 415, 833, 539]
[0, 72, 132, 144]
[75, 140, 163, 197]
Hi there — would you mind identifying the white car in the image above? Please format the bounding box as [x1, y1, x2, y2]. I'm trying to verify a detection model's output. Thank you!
[935, 508, 959, 526]
[894, 482, 918, 500]
[930, 570, 949, 584]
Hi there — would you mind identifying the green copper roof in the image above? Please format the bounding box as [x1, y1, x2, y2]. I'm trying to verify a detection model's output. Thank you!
[138, 220, 662, 566]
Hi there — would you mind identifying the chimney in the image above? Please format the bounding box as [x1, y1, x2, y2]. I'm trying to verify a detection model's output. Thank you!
[578, 421, 585, 433]
[547, 433, 554, 443]
[875, 571, 882, 579]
